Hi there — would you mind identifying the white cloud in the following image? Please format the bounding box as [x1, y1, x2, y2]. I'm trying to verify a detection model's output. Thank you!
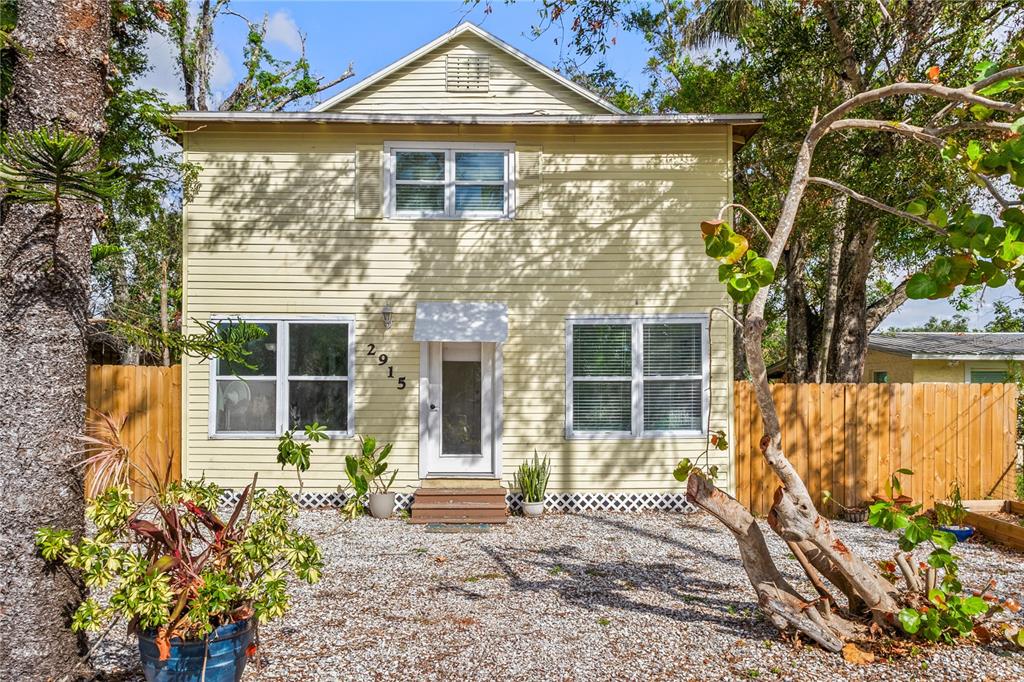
[135, 31, 235, 109]
[265, 11, 303, 54]
[136, 31, 184, 105]
[210, 47, 235, 91]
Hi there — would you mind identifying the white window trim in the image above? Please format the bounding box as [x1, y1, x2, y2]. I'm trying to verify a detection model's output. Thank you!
[208, 315, 356, 439]
[564, 314, 710, 439]
[383, 141, 515, 220]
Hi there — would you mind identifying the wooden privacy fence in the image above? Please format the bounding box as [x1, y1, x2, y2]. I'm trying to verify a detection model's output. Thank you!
[733, 382, 1019, 517]
[85, 365, 181, 500]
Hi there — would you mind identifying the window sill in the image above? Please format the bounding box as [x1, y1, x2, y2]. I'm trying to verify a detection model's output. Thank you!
[565, 430, 708, 441]
[208, 430, 355, 440]
[387, 213, 513, 221]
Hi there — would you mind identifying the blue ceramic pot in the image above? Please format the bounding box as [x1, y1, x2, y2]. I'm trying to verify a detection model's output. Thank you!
[939, 525, 975, 543]
[138, 618, 255, 682]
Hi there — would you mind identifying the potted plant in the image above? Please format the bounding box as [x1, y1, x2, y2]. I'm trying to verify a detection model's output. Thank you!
[821, 490, 869, 523]
[937, 480, 975, 542]
[35, 477, 322, 682]
[515, 451, 551, 518]
[343, 436, 399, 519]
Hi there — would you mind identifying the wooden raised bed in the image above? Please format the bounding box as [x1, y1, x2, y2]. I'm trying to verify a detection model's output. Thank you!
[935, 500, 1024, 551]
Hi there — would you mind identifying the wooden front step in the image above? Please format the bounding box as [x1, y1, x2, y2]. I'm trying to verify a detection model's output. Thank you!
[410, 487, 508, 524]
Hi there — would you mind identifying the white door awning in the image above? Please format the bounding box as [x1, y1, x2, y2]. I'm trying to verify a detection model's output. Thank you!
[413, 301, 508, 343]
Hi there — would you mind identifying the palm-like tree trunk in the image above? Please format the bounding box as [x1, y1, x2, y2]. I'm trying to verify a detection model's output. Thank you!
[0, 1, 110, 679]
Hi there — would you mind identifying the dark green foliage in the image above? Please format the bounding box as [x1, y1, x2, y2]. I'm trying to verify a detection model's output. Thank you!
[0, 126, 119, 207]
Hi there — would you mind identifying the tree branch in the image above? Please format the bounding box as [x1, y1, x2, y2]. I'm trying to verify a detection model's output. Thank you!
[865, 278, 909, 331]
[270, 64, 355, 112]
[808, 177, 944, 234]
[830, 118, 943, 148]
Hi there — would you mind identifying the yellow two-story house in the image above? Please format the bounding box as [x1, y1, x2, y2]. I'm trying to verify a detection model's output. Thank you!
[173, 23, 761, 516]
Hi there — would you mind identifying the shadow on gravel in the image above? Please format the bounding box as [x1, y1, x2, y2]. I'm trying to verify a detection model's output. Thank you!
[580, 513, 748, 568]
[473, 545, 770, 639]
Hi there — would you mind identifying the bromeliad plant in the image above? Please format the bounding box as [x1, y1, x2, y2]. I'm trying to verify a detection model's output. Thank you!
[341, 436, 397, 518]
[34, 477, 322, 657]
[867, 471, 1021, 646]
[514, 452, 551, 503]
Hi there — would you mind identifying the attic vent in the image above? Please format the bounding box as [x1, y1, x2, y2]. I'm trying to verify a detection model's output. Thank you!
[446, 54, 490, 92]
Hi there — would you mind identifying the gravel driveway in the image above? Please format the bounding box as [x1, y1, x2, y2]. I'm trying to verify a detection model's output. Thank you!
[95, 510, 1024, 681]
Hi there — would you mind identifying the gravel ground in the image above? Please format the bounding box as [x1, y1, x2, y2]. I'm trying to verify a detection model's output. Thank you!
[93, 510, 1024, 681]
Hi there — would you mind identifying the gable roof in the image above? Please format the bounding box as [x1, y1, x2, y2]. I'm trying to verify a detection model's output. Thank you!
[311, 22, 624, 115]
[869, 332, 1024, 359]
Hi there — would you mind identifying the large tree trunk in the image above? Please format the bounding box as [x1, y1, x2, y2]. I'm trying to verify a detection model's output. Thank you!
[0, 1, 110, 679]
[826, 218, 880, 382]
[783, 235, 816, 383]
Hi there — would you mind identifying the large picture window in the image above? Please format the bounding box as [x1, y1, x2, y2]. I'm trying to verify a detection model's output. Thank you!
[386, 143, 512, 218]
[565, 316, 708, 438]
[211, 317, 354, 437]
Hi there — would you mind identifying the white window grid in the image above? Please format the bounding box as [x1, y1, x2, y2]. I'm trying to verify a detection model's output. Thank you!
[209, 316, 356, 439]
[384, 141, 515, 220]
[564, 314, 710, 439]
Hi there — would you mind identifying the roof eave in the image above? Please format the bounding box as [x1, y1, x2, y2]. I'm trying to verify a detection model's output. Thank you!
[170, 111, 764, 126]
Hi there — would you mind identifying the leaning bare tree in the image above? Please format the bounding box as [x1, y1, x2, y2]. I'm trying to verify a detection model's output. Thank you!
[680, 62, 1024, 651]
[0, 0, 112, 679]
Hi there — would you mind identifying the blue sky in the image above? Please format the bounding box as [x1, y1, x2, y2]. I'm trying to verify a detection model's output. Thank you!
[141, 0, 1018, 329]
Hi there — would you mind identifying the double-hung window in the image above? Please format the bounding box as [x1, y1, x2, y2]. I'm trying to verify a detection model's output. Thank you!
[387, 143, 512, 218]
[566, 316, 708, 438]
[211, 317, 355, 437]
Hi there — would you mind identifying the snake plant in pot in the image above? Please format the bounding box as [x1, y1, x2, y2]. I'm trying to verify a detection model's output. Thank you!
[35, 478, 322, 682]
[515, 452, 551, 518]
[343, 436, 399, 519]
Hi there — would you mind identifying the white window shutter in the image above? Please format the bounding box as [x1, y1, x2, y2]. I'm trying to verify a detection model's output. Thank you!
[515, 146, 543, 220]
[355, 145, 383, 219]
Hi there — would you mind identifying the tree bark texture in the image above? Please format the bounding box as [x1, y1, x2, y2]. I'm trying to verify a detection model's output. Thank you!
[0, 0, 110, 679]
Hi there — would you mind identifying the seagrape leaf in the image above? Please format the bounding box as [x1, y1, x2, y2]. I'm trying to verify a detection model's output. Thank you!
[748, 257, 775, 286]
[722, 232, 749, 265]
[906, 272, 938, 299]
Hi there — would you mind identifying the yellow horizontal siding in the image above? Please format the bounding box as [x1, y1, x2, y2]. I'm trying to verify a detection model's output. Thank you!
[182, 123, 735, 494]
[325, 34, 608, 115]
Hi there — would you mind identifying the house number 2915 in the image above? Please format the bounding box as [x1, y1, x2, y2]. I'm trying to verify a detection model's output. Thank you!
[367, 344, 406, 390]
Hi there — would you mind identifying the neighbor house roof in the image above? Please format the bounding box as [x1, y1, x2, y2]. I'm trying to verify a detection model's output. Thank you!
[869, 332, 1024, 360]
[311, 22, 624, 115]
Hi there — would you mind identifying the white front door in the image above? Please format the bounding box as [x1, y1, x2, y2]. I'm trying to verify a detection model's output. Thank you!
[419, 341, 501, 477]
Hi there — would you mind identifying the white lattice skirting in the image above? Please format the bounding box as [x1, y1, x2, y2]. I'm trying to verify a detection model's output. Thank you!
[221, 490, 695, 513]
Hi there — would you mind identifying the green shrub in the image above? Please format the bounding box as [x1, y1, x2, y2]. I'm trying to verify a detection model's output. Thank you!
[35, 479, 322, 650]
[515, 451, 551, 503]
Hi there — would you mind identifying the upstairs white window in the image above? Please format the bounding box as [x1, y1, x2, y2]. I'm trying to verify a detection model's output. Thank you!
[565, 316, 708, 438]
[211, 317, 354, 437]
[386, 143, 512, 218]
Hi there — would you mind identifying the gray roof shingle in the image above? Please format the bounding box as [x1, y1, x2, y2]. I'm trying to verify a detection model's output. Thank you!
[869, 332, 1024, 357]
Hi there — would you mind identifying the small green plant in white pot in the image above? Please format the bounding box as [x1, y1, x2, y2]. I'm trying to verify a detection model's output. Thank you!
[515, 452, 551, 518]
[343, 436, 398, 519]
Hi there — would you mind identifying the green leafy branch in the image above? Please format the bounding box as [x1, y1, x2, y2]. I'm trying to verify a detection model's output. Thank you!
[700, 219, 775, 304]
[867, 470, 1021, 645]
[276, 423, 328, 491]
[0, 126, 120, 212]
[104, 317, 267, 369]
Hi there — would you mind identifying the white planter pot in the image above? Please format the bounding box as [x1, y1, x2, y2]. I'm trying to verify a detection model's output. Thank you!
[521, 500, 545, 518]
[368, 492, 396, 519]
